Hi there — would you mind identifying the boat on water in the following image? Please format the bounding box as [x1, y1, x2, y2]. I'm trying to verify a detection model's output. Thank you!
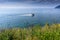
[32, 14, 34, 17]
[20, 13, 35, 17]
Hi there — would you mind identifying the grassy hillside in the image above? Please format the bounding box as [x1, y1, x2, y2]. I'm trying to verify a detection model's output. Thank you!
[0, 24, 60, 40]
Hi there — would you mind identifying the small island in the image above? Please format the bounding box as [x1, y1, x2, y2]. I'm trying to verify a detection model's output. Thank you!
[55, 5, 60, 8]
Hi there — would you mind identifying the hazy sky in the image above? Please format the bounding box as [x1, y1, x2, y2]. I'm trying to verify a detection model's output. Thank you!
[0, 0, 60, 3]
[0, 0, 60, 8]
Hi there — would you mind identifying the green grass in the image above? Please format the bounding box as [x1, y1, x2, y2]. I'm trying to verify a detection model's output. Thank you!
[0, 24, 60, 40]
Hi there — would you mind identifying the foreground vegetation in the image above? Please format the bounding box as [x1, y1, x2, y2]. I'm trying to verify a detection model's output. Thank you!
[0, 24, 60, 40]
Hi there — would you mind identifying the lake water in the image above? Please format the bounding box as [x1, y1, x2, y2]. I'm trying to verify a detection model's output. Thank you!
[0, 8, 60, 29]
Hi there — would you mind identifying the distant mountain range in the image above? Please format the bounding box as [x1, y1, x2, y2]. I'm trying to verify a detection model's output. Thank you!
[55, 5, 60, 8]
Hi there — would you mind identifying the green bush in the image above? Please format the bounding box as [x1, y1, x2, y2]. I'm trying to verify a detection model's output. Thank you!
[0, 24, 60, 40]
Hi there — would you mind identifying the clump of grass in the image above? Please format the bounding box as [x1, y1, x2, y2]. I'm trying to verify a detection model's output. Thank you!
[0, 24, 60, 40]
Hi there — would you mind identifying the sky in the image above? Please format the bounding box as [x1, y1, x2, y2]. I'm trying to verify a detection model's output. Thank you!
[0, 0, 60, 8]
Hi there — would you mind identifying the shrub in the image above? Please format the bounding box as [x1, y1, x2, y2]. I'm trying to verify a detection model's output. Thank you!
[0, 24, 60, 40]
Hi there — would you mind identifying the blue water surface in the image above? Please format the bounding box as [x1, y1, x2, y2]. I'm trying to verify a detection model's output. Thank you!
[0, 8, 60, 29]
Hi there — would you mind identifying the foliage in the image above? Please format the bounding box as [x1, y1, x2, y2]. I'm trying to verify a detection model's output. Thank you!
[0, 24, 60, 40]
